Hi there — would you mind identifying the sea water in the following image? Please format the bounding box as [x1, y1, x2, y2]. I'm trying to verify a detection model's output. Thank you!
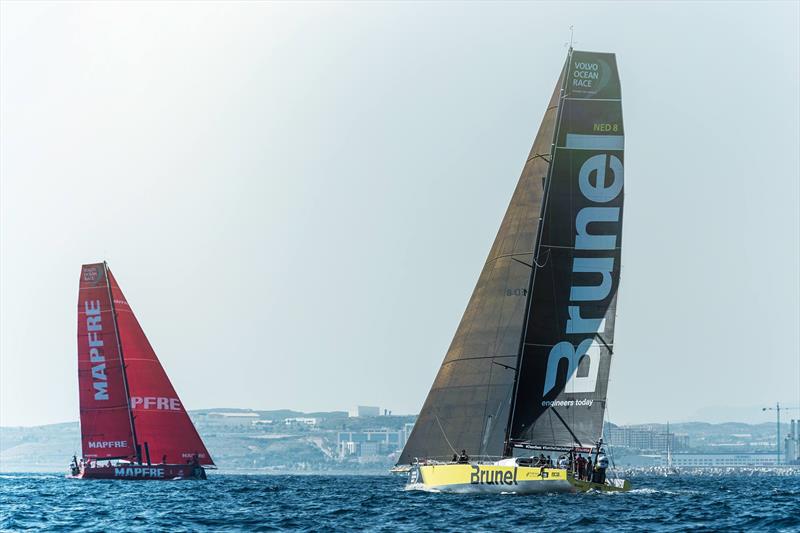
[1, 472, 798, 531]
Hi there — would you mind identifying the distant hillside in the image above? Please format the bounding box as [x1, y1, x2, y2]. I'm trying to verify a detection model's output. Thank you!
[0, 409, 411, 473]
[1, 413, 788, 473]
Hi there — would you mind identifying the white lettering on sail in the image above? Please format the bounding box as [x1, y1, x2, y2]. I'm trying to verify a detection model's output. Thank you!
[85, 300, 108, 400]
[569, 257, 614, 302]
[130, 396, 182, 411]
[543, 153, 623, 396]
[578, 154, 623, 203]
[543, 339, 600, 396]
[88, 440, 128, 449]
[575, 207, 619, 250]
[566, 306, 606, 335]
[572, 62, 600, 88]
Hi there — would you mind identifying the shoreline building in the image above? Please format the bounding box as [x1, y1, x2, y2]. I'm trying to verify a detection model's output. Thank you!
[659, 452, 779, 468]
[337, 429, 408, 461]
[606, 424, 688, 452]
[785, 419, 799, 464]
[350, 406, 381, 418]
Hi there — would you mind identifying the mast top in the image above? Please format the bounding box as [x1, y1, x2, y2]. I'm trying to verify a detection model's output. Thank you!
[567, 25, 576, 51]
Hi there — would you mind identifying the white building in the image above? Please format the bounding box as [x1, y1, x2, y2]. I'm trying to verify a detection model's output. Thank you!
[207, 411, 260, 425]
[661, 452, 779, 467]
[352, 406, 380, 417]
[284, 417, 317, 427]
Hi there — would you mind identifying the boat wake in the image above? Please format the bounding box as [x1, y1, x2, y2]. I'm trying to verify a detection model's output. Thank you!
[403, 483, 441, 493]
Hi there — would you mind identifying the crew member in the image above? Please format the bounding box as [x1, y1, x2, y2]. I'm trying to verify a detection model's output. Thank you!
[585, 457, 592, 481]
[457, 449, 469, 464]
[595, 455, 609, 485]
[451, 453, 458, 463]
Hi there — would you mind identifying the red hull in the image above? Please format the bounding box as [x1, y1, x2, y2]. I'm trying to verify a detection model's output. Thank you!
[70, 463, 207, 480]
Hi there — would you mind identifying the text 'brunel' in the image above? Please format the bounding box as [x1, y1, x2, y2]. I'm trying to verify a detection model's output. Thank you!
[470, 466, 519, 486]
[542, 153, 623, 397]
[85, 300, 108, 400]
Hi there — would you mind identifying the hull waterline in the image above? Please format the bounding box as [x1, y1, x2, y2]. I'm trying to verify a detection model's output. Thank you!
[406, 463, 630, 494]
[68, 463, 207, 480]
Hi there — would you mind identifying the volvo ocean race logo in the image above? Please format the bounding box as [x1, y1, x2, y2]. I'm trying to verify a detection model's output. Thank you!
[543, 153, 623, 397]
[82, 266, 99, 282]
[85, 300, 108, 400]
[570, 59, 611, 96]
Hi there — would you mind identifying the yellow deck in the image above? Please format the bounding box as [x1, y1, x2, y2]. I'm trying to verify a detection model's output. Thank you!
[410, 463, 629, 494]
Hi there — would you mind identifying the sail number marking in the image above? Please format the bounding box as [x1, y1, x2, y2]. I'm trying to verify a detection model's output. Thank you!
[593, 123, 619, 132]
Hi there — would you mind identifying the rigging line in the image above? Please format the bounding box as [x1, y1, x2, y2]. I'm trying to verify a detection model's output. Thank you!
[595, 332, 614, 354]
[440, 354, 518, 367]
[433, 413, 458, 457]
[532, 248, 552, 268]
[486, 251, 537, 264]
[604, 400, 618, 471]
[551, 408, 583, 447]
[479, 359, 495, 454]
[526, 153, 552, 164]
[512, 257, 533, 269]
[492, 361, 516, 372]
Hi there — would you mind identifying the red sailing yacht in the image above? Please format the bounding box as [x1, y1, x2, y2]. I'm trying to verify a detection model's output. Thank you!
[69, 262, 214, 480]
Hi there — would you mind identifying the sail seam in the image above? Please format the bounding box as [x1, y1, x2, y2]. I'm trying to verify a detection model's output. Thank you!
[539, 244, 622, 250]
[564, 97, 621, 102]
[441, 354, 518, 365]
[482, 251, 534, 267]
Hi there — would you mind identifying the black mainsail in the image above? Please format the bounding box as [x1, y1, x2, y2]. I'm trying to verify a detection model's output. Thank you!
[399, 49, 623, 464]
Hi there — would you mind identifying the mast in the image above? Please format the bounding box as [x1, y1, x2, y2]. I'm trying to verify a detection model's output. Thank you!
[503, 48, 573, 456]
[104, 261, 140, 462]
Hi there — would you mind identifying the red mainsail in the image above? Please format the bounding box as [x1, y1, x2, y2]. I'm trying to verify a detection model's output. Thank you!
[77, 263, 137, 459]
[107, 269, 214, 466]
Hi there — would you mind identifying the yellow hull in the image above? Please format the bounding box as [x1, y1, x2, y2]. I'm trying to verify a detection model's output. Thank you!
[407, 463, 630, 494]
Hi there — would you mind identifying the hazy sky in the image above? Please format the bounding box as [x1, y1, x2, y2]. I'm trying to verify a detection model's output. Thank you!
[1, 1, 798, 427]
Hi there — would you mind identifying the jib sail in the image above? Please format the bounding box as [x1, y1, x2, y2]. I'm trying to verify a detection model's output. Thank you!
[77, 263, 137, 460]
[398, 64, 566, 464]
[107, 270, 214, 466]
[509, 49, 624, 449]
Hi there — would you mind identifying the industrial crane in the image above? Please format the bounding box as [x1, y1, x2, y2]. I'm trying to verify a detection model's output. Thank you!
[762, 403, 800, 464]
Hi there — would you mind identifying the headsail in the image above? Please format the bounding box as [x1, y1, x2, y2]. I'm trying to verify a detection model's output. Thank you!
[77, 263, 137, 460]
[509, 50, 624, 449]
[398, 65, 566, 464]
[107, 269, 214, 466]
